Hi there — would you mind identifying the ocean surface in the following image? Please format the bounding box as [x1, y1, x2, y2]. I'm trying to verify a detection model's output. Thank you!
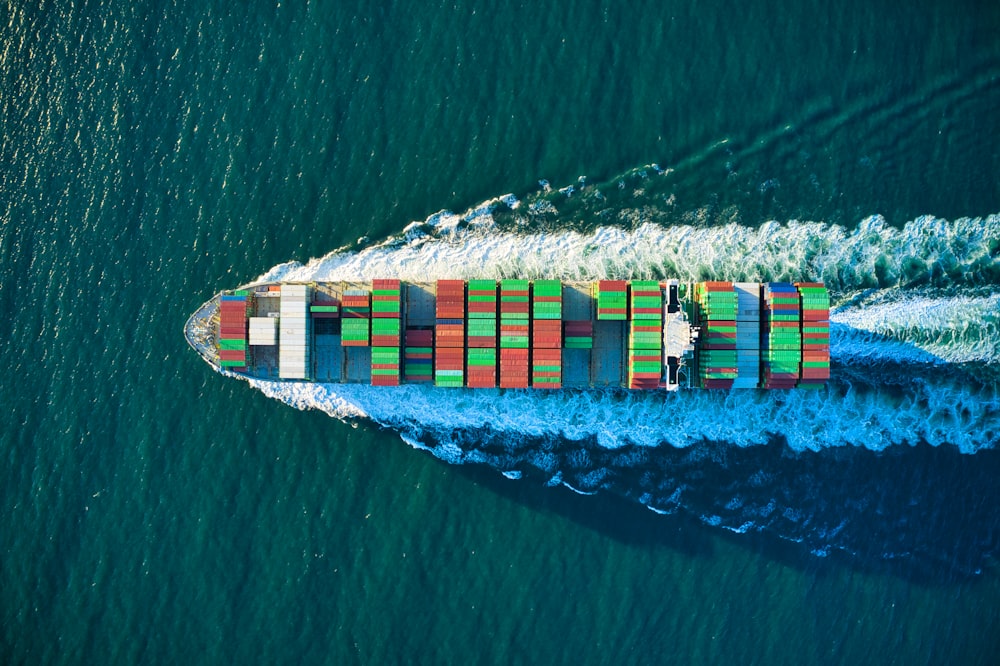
[2, 1, 999, 664]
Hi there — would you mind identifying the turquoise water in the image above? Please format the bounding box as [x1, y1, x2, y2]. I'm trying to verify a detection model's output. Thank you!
[3, 1, 1000, 663]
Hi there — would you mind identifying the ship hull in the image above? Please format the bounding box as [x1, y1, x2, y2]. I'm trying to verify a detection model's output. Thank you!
[184, 279, 831, 390]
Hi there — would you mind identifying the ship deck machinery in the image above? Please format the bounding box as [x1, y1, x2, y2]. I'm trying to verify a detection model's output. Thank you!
[184, 279, 831, 390]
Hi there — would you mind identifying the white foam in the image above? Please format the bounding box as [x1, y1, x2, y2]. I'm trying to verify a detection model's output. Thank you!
[249, 208, 999, 296]
[831, 295, 999, 364]
[247, 373, 998, 456]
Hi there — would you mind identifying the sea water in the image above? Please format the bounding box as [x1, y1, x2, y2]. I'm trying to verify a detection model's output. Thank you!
[2, 1, 999, 663]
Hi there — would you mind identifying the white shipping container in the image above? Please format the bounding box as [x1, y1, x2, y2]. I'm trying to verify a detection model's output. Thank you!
[249, 332, 277, 346]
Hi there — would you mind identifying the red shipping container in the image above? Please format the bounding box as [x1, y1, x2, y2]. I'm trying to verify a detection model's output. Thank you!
[531, 337, 561, 349]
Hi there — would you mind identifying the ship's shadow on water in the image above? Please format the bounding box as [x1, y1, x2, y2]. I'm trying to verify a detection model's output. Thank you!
[429, 429, 1000, 585]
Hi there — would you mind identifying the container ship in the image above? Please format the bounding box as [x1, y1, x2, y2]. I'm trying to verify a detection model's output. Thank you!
[184, 279, 831, 390]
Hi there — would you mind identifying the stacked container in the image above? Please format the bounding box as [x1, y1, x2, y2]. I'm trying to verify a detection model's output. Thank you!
[562, 321, 593, 349]
[732, 283, 762, 389]
[370, 318, 401, 347]
[340, 289, 371, 346]
[595, 281, 627, 320]
[434, 280, 465, 387]
[403, 329, 433, 382]
[370, 279, 401, 385]
[248, 317, 277, 346]
[278, 284, 310, 379]
[466, 348, 497, 387]
[532, 280, 562, 319]
[370, 346, 401, 385]
[466, 280, 497, 387]
[796, 283, 831, 388]
[627, 281, 662, 389]
[762, 283, 802, 389]
[309, 305, 339, 318]
[531, 280, 562, 387]
[696, 282, 738, 389]
[532, 349, 562, 388]
[309, 294, 339, 319]
[499, 279, 530, 388]
[218, 294, 249, 370]
[371, 279, 401, 319]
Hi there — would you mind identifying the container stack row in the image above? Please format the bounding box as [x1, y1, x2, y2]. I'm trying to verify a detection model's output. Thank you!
[248, 316, 277, 346]
[218, 293, 249, 370]
[796, 283, 831, 388]
[403, 328, 433, 382]
[278, 284, 310, 379]
[500, 279, 530, 388]
[696, 282, 738, 389]
[627, 281, 662, 389]
[340, 289, 371, 346]
[466, 280, 498, 387]
[434, 280, 465, 387]
[762, 283, 801, 389]
[732, 283, 762, 389]
[370, 279, 401, 386]
[562, 320, 593, 348]
[532, 280, 563, 388]
[595, 280, 627, 320]
[372, 279, 401, 318]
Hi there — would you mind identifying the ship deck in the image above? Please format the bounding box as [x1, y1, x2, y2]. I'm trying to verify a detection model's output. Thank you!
[194, 280, 675, 389]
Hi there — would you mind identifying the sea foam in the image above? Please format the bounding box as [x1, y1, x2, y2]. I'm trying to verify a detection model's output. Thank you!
[241, 198, 999, 455]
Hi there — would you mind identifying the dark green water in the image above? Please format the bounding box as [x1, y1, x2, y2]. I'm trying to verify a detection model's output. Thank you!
[2, 1, 999, 663]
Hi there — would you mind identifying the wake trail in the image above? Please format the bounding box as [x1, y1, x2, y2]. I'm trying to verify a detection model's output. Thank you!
[230, 192, 1000, 572]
